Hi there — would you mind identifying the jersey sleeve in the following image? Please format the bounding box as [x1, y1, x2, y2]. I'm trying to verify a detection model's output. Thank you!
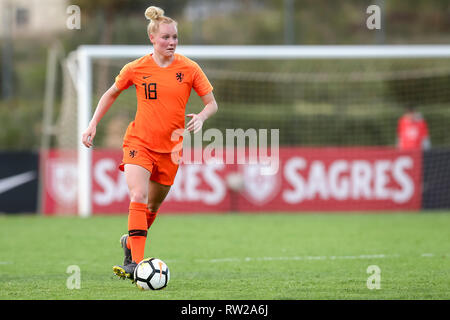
[115, 63, 134, 91]
[396, 117, 403, 136]
[422, 119, 429, 137]
[191, 62, 213, 96]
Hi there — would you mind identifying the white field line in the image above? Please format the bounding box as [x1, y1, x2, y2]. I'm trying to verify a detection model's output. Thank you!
[421, 253, 434, 257]
[1, 254, 445, 266]
[24, 254, 440, 266]
[183, 253, 449, 264]
[193, 254, 399, 264]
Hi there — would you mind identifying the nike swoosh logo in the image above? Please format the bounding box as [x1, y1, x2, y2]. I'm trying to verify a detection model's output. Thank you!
[143, 75, 152, 79]
[0, 171, 36, 195]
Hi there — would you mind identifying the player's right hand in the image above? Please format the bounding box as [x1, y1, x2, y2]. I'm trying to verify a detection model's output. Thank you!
[82, 125, 96, 148]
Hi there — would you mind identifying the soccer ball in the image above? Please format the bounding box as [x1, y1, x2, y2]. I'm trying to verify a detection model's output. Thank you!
[134, 257, 170, 290]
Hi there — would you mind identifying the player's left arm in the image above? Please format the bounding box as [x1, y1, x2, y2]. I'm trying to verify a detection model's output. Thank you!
[186, 92, 218, 133]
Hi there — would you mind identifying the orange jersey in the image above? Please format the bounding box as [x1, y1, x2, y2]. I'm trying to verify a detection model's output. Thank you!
[397, 113, 429, 150]
[115, 53, 213, 153]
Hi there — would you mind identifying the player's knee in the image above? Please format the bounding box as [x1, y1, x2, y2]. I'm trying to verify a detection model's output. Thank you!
[129, 190, 148, 204]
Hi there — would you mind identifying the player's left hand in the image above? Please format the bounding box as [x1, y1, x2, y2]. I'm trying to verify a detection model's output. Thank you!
[186, 113, 204, 133]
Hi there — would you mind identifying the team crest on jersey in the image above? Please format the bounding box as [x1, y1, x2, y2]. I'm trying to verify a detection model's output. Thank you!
[176, 72, 184, 83]
[129, 150, 138, 158]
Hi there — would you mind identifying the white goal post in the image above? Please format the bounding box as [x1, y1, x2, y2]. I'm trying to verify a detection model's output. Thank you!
[75, 45, 450, 217]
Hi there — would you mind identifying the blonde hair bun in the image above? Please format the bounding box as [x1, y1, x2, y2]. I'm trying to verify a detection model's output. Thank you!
[145, 6, 176, 36]
[145, 6, 164, 21]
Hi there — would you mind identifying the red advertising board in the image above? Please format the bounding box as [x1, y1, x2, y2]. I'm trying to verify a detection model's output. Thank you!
[42, 147, 422, 215]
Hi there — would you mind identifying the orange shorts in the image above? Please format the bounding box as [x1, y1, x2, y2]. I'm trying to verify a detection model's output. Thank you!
[119, 144, 181, 186]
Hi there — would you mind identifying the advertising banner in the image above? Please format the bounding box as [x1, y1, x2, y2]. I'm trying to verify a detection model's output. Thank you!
[423, 149, 450, 209]
[0, 151, 39, 213]
[42, 147, 422, 215]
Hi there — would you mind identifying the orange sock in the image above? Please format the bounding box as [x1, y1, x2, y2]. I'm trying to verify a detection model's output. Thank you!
[146, 209, 158, 230]
[125, 209, 158, 250]
[128, 202, 148, 264]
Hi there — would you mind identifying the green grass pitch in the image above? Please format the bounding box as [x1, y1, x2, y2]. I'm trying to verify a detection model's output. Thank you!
[0, 212, 449, 300]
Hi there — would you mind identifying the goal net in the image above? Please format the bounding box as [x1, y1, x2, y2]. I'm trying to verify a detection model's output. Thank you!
[51, 45, 450, 216]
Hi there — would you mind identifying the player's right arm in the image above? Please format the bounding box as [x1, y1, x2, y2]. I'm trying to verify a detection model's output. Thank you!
[82, 83, 122, 148]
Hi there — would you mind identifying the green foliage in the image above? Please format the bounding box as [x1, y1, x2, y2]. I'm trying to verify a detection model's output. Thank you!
[388, 76, 450, 107]
[204, 104, 399, 146]
[0, 99, 42, 150]
[2, 1, 450, 149]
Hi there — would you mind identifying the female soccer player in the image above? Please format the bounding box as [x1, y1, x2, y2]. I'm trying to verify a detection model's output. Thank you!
[81, 6, 218, 280]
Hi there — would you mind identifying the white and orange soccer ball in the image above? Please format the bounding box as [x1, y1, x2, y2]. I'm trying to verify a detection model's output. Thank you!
[134, 258, 170, 290]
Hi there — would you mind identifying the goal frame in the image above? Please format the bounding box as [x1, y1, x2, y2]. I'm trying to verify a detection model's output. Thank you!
[75, 44, 450, 217]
